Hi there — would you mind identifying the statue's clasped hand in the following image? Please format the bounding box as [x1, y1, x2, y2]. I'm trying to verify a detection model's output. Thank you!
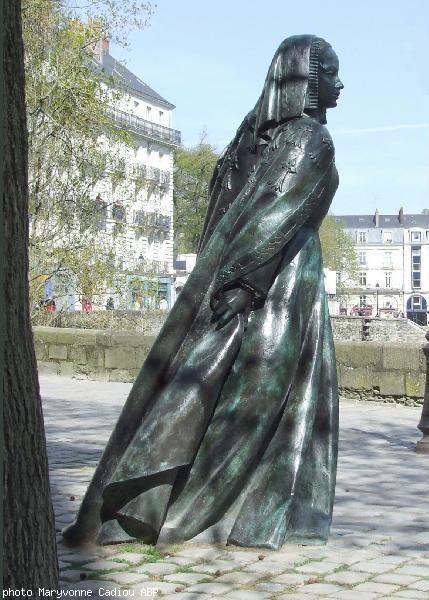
[211, 287, 253, 330]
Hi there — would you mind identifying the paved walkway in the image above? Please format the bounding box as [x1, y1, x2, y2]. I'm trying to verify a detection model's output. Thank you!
[41, 376, 429, 599]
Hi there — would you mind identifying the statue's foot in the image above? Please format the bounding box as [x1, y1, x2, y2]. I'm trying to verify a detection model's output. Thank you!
[61, 520, 98, 547]
[96, 519, 136, 545]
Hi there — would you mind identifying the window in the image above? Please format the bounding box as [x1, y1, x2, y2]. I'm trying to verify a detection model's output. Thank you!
[336, 272, 341, 284]
[359, 295, 367, 307]
[134, 209, 146, 226]
[385, 272, 391, 288]
[358, 231, 367, 243]
[382, 231, 392, 243]
[112, 204, 126, 222]
[411, 231, 421, 242]
[359, 272, 367, 286]
[384, 251, 392, 267]
[412, 246, 421, 289]
[358, 251, 367, 266]
[95, 198, 107, 231]
[412, 295, 422, 309]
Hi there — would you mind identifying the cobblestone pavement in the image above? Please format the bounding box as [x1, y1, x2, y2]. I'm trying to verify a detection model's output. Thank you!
[41, 376, 429, 599]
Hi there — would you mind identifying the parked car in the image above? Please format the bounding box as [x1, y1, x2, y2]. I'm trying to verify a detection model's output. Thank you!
[350, 305, 374, 317]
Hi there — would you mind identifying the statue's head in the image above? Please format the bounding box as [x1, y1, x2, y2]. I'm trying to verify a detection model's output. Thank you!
[307, 38, 343, 111]
[255, 35, 343, 135]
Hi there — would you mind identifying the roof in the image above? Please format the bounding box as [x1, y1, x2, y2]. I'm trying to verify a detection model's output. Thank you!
[335, 213, 429, 229]
[96, 52, 175, 110]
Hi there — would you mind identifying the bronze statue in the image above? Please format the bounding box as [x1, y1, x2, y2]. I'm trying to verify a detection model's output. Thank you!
[63, 34, 343, 550]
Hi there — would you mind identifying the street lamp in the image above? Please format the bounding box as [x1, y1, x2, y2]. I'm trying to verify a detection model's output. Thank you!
[375, 283, 380, 317]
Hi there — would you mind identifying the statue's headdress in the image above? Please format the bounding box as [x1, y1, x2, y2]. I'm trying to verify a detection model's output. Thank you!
[252, 35, 329, 145]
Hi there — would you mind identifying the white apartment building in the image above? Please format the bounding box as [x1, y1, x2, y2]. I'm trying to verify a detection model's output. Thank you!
[335, 208, 429, 325]
[88, 38, 181, 310]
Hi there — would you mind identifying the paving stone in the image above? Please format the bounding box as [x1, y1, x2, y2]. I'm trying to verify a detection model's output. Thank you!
[409, 580, 429, 592]
[214, 571, 262, 584]
[373, 573, 419, 585]
[259, 554, 308, 567]
[191, 560, 236, 574]
[100, 572, 149, 584]
[329, 592, 381, 600]
[41, 379, 429, 600]
[59, 570, 87, 583]
[351, 561, 395, 573]
[276, 595, 319, 600]
[354, 581, 400, 594]
[255, 582, 285, 593]
[135, 562, 177, 576]
[186, 582, 236, 594]
[391, 592, 429, 599]
[67, 580, 118, 591]
[164, 572, 211, 585]
[397, 564, 429, 576]
[296, 583, 345, 594]
[243, 561, 291, 574]
[223, 590, 268, 599]
[296, 561, 343, 575]
[129, 580, 178, 594]
[109, 552, 147, 564]
[271, 573, 308, 585]
[81, 560, 127, 571]
[176, 548, 223, 561]
[325, 570, 370, 585]
[163, 556, 196, 566]
[161, 594, 216, 600]
[374, 554, 410, 564]
[62, 552, 107, 564]
[219, 551, 261, 564]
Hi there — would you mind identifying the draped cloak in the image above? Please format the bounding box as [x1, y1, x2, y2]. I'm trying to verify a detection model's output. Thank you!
[63, 110, 340, 550]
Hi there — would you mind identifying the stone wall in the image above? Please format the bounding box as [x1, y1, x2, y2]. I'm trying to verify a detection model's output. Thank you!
[335, 341, 426, 405]
[34, 326, 156, 383]
[331, 316, 426, 342]
[34, 326, 427, 404]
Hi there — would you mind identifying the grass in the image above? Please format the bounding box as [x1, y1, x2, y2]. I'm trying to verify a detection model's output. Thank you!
[175, 564, 194, 573]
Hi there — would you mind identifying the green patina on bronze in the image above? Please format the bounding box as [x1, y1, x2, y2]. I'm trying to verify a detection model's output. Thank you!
[63, 34, 343, 550]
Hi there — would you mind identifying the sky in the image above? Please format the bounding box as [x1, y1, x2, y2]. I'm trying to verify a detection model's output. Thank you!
[110, 0, 429, 216]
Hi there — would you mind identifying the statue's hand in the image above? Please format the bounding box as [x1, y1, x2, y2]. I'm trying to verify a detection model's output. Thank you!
[211, 287, 253, 330]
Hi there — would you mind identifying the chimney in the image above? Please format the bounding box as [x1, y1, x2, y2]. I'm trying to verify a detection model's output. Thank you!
[93, 35, 109, 62]
[373, 208, 380, 227]
[398, 206, 404, 224]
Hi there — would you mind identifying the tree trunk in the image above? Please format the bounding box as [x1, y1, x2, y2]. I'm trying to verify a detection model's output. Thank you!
[3, 0, 59, 589]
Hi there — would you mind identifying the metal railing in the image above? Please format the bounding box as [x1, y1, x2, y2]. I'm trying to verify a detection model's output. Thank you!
[109, 107, 181, 146]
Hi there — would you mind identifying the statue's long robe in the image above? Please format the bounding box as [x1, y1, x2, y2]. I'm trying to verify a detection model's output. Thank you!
[67, 114, 339, 550]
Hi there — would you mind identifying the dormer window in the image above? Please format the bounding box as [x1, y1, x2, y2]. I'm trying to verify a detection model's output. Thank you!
[411, 231, 421, 242]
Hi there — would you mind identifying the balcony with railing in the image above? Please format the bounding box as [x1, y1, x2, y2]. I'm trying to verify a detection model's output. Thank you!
[110, 108, 181, 146]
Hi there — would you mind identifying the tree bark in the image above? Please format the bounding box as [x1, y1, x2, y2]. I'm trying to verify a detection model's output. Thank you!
[3, 0, 59, 589]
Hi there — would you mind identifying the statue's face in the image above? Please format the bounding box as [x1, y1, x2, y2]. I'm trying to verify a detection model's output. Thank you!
[318, 46, 343, 109]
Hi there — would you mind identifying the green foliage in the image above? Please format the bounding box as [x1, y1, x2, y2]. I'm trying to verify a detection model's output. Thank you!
[22, 0, 153, 313]
[173, 133, 219, 254]
[319, 214, 358, 295]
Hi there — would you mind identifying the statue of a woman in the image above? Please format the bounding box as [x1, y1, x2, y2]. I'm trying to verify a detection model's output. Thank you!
[64, 34, 343, 550]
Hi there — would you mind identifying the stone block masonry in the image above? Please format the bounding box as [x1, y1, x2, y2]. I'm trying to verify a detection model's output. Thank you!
[33, 326, 427, 403]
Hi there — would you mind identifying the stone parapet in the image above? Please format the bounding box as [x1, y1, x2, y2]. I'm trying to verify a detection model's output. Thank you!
[34, 326, 426, 402]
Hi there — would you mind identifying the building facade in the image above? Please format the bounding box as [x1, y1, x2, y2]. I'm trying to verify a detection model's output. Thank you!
[89, 38, 181, 310]
[335, 208, 429, 325]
